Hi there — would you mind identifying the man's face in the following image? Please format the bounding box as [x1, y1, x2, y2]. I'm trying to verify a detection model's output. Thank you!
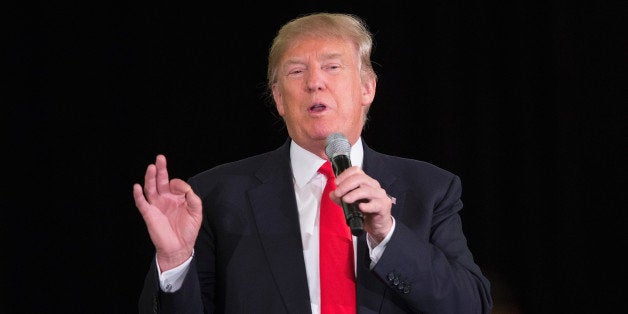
[272, 36, 376, 158]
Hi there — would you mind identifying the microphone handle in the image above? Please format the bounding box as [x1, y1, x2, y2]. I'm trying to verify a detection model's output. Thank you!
[330, 155, 365, 236]
[342, 201, 364, 236]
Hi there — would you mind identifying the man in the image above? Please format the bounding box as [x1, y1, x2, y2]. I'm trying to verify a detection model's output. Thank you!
[134, 12, 493, 313]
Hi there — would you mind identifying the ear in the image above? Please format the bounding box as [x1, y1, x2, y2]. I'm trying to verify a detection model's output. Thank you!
[272, 84, 285, 116]
[361, 75, 376, 106]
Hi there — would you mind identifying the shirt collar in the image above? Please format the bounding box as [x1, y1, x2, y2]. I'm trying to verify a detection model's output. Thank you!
[290, 137, 364, 188]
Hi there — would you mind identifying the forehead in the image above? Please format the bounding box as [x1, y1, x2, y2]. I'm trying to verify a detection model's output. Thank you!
[281, 36, 358, 62]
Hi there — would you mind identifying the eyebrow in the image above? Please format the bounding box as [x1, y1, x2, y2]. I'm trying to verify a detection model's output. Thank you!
[284, 52, 345, 66]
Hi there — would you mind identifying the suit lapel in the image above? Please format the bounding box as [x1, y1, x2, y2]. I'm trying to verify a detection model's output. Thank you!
[247, 140, 312, 313]
[357, 143, 408, 307]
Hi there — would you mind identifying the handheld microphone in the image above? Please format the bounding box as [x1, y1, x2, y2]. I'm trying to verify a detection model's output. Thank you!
[325, 132, 365, 236]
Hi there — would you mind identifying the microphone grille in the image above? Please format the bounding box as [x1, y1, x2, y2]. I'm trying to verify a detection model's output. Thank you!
[325, 132, 351, 159]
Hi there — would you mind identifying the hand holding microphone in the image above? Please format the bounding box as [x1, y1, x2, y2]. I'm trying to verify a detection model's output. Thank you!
[325, 133, 365, 236]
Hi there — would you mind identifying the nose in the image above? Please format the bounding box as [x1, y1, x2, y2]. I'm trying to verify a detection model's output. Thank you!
[305, 68, 325, 92]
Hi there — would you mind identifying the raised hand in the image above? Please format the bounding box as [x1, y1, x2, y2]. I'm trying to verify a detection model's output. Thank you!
[132, 154, 203, 271]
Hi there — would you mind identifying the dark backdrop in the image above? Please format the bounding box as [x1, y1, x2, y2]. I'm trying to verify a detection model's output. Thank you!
[6, 1, 624, 313]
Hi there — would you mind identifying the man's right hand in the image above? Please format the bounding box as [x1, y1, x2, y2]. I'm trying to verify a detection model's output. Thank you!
[132, 154, 203, 272]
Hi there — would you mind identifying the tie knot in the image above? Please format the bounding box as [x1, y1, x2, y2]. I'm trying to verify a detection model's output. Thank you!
[318, 161, 334, 179]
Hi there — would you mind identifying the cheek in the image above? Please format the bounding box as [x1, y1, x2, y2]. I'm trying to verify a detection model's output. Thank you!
[272, 87, 286, 116]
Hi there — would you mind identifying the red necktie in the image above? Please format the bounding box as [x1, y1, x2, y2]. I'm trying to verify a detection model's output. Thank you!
[318, 161, 356, 314]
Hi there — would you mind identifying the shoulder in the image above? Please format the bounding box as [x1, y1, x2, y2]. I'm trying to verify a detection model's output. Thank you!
[366, 148, 458, 183]
[194, 151, 274, 177]
[365, 147, 464, 209]
[188, 150, 275, 188]
[188, 140, 291, 189]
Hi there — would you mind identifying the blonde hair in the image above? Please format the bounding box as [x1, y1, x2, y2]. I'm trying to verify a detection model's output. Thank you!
[267, 12, 377, 96]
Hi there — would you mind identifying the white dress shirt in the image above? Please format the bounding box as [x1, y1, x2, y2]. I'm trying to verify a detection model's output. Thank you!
[157, 138, 395, 314]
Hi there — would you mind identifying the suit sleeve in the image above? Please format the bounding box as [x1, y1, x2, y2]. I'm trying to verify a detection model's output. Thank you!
[371, 174, 493, 313]
[138, 257, 205, 314]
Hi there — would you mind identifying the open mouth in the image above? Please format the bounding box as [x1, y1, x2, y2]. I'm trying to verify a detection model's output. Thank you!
[309, 103, 327, 112]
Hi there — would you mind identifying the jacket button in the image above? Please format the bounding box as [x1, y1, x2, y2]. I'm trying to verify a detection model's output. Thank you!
[403, 285, 411, 294]
[397, 282, 406, 290]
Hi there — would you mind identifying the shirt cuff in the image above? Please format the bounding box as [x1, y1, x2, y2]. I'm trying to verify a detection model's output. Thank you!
[156, 251, 194, 293]
[367, 217, 396, 269]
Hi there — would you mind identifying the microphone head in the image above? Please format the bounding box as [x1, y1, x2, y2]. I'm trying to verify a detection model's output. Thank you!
[325, 132, 351, 159]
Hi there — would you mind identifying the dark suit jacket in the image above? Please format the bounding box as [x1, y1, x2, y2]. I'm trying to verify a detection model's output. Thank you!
[139, 139, 493, 313]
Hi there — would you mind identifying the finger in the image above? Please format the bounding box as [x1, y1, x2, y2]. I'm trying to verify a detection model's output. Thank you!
[357, 195, 392, 214]
[341, 184, 379, 204]
[334, 173, 380, 199]
[142, 163, 158, 202]
[169, 178, 192, 195]
[155, 154, 170, 195]
[328, 190, 341, 204]
[133, 183, 151, 216]
[170, 179, 203, 217]
[333, 166, 362, 185]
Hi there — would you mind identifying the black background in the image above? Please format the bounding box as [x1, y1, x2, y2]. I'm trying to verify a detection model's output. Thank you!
[5, 1, 625, 313]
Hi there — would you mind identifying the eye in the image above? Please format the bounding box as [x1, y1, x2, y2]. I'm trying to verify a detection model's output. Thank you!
[323, 63, 342, 73]
[287, 66, 306, 77]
